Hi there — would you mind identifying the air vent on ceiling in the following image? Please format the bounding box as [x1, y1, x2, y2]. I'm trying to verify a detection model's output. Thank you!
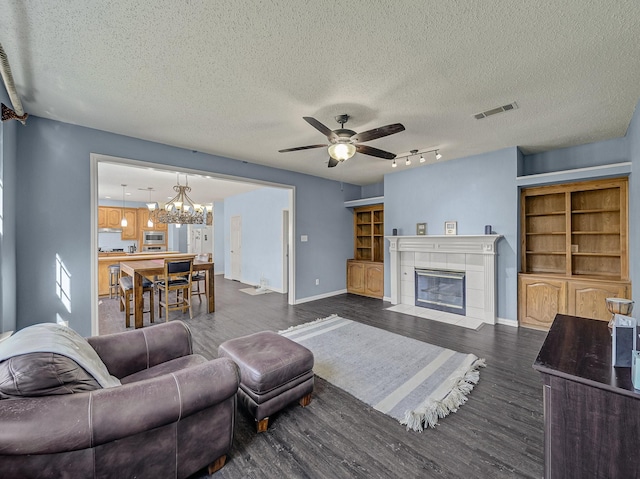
[474, 102, 518, 120]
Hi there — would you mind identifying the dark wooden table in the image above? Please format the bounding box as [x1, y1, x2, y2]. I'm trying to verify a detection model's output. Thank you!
[533, 314, 640, 478]
[120, 257, 214, 328]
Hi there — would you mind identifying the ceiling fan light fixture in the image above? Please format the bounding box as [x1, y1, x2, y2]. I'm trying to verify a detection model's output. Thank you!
[392, 159, 397, 168]
[405, 157, 411, 166]
[419, 154, 425, 163]
[328, 143, 356, 161]
[435, 150, 442, 160]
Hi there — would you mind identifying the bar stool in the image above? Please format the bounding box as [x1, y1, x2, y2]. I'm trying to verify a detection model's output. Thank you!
[119, 276, 155, 328]
[191, 253, 210, 303]
[108, 264, 120, 299]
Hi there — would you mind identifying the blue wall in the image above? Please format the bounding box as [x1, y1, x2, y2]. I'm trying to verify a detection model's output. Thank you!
[384, 147, 519, 321]
[223, 187, 289, 290]
[0, 87, 18, 333]
[521, 137, 629, 176]
[12, 116, 358, 336]
[361, 182, 384, 198]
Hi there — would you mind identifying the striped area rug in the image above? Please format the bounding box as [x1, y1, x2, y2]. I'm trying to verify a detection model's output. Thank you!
[280, 314, 485, 432]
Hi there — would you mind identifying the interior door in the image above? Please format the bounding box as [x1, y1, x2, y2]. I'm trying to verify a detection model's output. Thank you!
[230, 216, 242, 281]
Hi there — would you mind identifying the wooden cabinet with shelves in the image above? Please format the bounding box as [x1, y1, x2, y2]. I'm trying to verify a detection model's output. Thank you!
[354, 205, 384, 262]
[519, 177, 631, 329]
[348, 204, 384, 298]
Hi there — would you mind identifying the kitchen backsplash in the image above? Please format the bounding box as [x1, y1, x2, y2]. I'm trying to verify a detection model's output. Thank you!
[99, 232, 138, 252]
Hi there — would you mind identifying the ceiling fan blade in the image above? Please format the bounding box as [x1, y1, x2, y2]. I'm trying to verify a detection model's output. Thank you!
[356, 144, 397, 159]
[303, 117, 338, 140]
[278, 144, 327, 153]
[327, 157, 339, 168]
[351, 123, 405, 143]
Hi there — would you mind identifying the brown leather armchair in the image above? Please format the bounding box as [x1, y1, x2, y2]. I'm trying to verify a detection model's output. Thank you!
[0, 321, 239, 478]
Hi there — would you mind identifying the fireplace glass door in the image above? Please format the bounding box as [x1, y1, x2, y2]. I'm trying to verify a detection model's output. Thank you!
[415, 269, 466, 315]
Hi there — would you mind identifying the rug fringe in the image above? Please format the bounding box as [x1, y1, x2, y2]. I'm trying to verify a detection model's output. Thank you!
[278, 314, 339, 334]
[400, 357, 487, 432]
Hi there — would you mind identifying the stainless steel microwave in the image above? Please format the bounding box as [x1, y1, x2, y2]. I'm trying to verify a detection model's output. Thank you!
[143, 231, 166, 245]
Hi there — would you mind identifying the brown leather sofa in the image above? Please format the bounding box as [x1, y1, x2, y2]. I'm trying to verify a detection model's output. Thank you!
[0, 321, 239, 479]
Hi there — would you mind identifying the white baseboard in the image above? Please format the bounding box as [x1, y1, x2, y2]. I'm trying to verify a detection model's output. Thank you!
[295, 289, 347, 304]
[496, 317, 518, 327]
[383, 296, 392, 302]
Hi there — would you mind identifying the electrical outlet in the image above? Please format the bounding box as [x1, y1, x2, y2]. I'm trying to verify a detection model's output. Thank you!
[315, 279, 319, 285]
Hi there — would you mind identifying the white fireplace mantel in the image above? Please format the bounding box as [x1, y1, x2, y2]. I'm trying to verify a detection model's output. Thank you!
[386, 235, 502, 324]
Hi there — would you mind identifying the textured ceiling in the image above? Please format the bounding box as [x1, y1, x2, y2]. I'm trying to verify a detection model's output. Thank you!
[1, 1, 639, 186]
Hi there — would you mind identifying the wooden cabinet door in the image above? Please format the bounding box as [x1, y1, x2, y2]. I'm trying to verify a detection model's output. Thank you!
[364, 263, 383, 298]
[121, 209, 137, 239]
[519, 276, 567, 329]
[137, 208, 150, 230]
[98, 261, 111, 296]
[347, 261, 365, 294]
[98, 207, 108, 228]
[106, 208, 122, 228]
[568, 281, 629, 321]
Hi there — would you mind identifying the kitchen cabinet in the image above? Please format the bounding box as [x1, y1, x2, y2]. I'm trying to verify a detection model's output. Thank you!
[347, 260, 383, 299]
[519, 177, 631, 329]
[121, 209, 137, 240]
[98, 206, 137, 240]
[97, 259, 115, 296]
[137, 207, 167, 232]
[98, 207, 125, 229]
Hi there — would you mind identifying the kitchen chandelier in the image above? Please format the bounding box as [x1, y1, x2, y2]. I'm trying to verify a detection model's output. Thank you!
[147, 174, 212, 225]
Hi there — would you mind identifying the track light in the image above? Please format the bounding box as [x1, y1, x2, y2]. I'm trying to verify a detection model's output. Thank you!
[391, 148, 443, 168]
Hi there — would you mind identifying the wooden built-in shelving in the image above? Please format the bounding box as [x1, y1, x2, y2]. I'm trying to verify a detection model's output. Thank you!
[348, 204, 384, 298]
[519, 177, 631, 329]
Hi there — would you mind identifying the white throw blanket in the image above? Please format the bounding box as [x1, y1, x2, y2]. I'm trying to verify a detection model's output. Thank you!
[0, 323, 121, 388]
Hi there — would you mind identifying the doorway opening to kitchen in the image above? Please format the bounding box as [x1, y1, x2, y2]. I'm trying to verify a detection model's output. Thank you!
[91, 153, 296, 335]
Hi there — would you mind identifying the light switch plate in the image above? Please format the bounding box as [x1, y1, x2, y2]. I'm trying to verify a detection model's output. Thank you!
[301, 235, 308, 242]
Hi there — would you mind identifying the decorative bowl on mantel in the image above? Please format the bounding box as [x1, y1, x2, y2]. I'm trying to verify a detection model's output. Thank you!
[606, 297, 634, 329]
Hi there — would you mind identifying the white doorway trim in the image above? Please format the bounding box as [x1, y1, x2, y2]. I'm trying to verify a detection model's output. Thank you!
[281, 209, 289, 295]
[230, 215, 242, 281]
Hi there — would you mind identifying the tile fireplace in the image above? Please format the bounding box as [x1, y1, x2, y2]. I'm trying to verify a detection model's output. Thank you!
[387, 235, 501, 325]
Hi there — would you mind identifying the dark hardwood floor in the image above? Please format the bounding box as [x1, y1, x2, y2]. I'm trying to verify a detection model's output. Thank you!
[99, 276, 546, 479]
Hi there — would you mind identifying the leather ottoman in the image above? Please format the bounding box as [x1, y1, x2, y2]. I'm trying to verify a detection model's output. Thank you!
[218, 331, 314, 432]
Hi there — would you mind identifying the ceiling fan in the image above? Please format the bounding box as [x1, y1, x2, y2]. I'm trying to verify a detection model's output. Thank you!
[279, 114, 405, 167]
